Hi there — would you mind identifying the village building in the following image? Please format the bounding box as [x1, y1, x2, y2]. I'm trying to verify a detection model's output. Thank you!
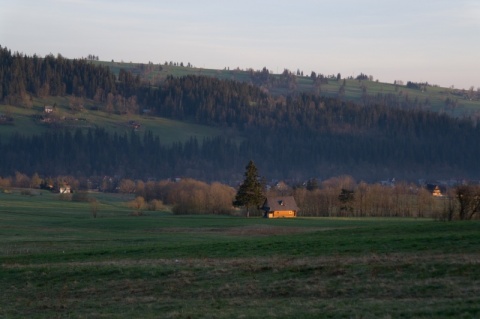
[59, 184, 72, 194]
[425, 184, 445, 197]
[44, 105, 54, 113]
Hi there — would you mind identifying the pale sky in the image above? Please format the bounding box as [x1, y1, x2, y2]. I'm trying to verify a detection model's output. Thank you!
[1, 0, 479, 89]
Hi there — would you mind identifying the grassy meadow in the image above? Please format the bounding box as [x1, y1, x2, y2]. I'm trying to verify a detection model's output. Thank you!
[1, 190, 480, 318]
[0, 99, 225, 144]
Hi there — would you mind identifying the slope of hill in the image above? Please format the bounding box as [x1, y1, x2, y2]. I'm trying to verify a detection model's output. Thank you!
[0, 97, 226, 144]
[96, 60, 480, 119]
[1, 47, 480, 182]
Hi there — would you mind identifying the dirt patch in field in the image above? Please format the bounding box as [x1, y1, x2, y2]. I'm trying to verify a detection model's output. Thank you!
[4, 253, 480, 270]
[223, 224, 329, 236]
[146, 225, 329, 236]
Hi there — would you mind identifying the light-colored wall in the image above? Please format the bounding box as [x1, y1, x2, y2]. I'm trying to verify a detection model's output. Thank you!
[268, 210, 296, 218]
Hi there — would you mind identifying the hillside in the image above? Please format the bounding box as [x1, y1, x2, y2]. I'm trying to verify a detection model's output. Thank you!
[1, 47, 480, 182]
[96, 60, 480, 119]
[0, 97, 225, 144]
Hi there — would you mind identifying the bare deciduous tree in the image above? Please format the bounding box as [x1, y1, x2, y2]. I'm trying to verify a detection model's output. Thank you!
[455, 185, 480, 220]
[90, 199, 99, 218]
[119, 179, 136, 194]
[128, 196, 146, 215]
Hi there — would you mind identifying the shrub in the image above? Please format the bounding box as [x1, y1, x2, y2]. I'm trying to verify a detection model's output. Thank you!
[127, 196, 146, 215]
[90, 199, 99, 218]
[72, 191, 89, 202]
[147, 199, 164, 211]
[20, 189, 33, 196]
[168, 179, 235, 215]
[128, 196, 145, 210]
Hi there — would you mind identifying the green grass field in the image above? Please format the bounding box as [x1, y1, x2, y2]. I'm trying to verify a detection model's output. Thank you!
[0, 98, 225, 144]
[1, 191, 479, 318]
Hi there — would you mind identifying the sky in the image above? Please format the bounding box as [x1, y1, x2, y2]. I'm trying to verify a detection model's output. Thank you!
[1, 0, 479, 89]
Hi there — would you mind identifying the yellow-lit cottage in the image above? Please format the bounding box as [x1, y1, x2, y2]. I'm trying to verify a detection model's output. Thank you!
[426, 184, 445, 197]
[262, 196, 299, 218]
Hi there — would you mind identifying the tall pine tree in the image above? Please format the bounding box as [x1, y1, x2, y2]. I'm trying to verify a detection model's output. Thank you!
[233, 160, 264, 217]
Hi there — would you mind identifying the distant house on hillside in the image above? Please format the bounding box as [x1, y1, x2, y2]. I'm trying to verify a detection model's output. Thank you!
[261, 196, 299, 218]
[426, 184, 445, 197]
[128, 120, 141, 130]
[59, 184, 72, 194]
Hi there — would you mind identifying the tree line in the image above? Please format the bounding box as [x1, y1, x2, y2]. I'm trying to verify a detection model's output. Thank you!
[0, 47, 121, 106]
[1, 120, 479, 182]
[0, 129, 243, 181]
[2, 171, 479, 220]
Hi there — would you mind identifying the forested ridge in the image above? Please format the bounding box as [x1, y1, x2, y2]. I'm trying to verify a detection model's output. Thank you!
[1, 46, 479, 181]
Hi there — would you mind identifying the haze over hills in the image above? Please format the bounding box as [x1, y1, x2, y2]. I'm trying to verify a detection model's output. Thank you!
[1, 46, 480, 183]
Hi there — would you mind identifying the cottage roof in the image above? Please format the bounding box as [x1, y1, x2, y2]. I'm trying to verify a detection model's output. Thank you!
[262, 196, 299, 212]
[426, 183, 446, 193]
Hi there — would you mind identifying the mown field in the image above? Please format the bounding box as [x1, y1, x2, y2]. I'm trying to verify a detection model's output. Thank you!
[1, 190, 480, 318]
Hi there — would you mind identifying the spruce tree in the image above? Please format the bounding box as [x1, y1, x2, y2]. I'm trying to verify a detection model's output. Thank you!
[233, 160, 264, 217]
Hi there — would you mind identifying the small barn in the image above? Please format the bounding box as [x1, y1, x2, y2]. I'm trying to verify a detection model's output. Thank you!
[261, 196, 299, 218]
